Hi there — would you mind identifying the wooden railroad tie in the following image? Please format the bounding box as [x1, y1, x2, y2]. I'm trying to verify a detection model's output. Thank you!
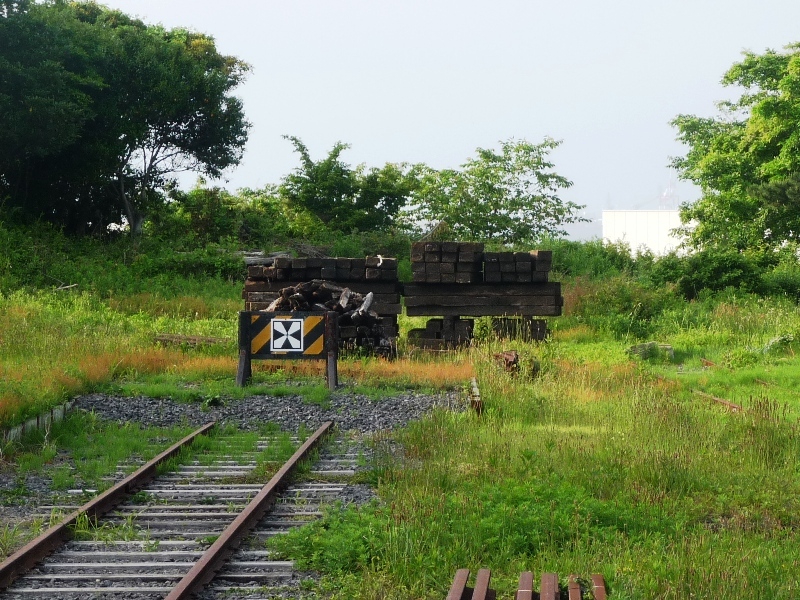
[447, 569, 607, 600]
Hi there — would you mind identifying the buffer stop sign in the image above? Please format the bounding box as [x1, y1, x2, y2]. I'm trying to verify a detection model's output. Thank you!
[237, 311, 338, 389]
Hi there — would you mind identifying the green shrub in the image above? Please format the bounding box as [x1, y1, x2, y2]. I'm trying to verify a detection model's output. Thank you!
[674, 248, 762, 299]
[761, 247, 800, 300]
[569, 276, 682, 339]
[541, 238, 638, 277]
[130, 246, 245, 281]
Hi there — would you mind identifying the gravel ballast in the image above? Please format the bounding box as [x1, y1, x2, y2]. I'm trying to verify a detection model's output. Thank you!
[72, 389, 464, 433]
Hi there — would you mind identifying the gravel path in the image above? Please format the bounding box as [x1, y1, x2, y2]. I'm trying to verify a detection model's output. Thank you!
[72, 389, 463, 433]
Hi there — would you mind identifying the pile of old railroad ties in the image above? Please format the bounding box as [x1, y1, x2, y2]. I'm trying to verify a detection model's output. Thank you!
[406, 242, 560, 348]
[242, 242, 563, 352]
[244, 256, 400, 355]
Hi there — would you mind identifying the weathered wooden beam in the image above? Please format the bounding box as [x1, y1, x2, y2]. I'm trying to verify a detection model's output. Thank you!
[406, 305, 562, 317]
[402, 283, 561, 296]
[245, 280, 400, 294]
[403, 295, 562, 307]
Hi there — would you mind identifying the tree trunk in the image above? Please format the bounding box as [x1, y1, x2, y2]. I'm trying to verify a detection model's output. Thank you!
[115, 168, 144, 236]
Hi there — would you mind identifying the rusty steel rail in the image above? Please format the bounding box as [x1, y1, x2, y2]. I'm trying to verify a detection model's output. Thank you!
[166, 420, 334, 600]
[0, 420, 216, 590]
[448, 569, 607, 600]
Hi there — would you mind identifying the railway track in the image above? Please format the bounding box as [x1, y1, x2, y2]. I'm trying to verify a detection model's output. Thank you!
[0, 420, 360, 599]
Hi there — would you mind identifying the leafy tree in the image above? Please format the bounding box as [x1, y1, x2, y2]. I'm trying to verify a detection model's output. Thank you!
[672, 44, 800, 250]
[410, 138, 582, 244]
[279, 136, 416, 232]
[0, 0, 29, 18]
[0, 2, 92, 165]
[0, 1, 249, 235]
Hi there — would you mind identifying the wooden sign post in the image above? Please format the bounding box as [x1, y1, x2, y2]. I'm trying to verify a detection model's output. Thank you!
[236, 311, 339, 390]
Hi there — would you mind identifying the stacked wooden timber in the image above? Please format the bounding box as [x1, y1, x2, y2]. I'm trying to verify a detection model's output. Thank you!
[243, 256, 401, 349]
[260, 280, 393, 355]
[483, 250, 551, 283]
[248, 256, 398, 283]
[407, 317, 474, 350]
[404, 246, 561, 346]
[410, 242, 484, 283]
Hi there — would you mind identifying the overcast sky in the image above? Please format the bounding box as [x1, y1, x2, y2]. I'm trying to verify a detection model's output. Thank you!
[100, 0, 800, 232]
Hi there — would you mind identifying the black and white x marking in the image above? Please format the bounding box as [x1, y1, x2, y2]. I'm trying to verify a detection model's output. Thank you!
[270, 319, 304, 352]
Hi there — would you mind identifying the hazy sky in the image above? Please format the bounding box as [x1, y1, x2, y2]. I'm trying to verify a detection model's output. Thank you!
[100, 0, 800, 224]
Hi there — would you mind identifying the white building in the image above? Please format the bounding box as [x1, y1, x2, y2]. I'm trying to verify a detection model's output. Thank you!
[601, 210, 683, 255]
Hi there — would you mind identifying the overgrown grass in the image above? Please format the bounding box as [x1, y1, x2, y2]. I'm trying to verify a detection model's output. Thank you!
[3, 412, 194, 492]
[0, 286, 470, 430]
[6, 230, 800, 597]
[269, 304, 800, 599]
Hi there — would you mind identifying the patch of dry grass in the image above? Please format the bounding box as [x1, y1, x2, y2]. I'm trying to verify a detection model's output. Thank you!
[247, 355, 473, 390]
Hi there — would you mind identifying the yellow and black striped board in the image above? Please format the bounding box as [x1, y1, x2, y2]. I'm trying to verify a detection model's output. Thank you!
[237, 311, 339, 388]
[249, 312, 326, 358]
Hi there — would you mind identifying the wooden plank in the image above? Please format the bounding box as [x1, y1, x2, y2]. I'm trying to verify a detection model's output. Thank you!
[458, 251, 482, 262]
[406, 305, 562, 317]
[455, 272, 481, 284]
[446, 569, 471, 600]
[243, 291, 279, 302]
[499, 262, 516, 273]
[472, 568, 493, 600]
[441, 241, 460, 253]
[515, 571, 534, 600]
[402, 283, 560, 296]
[404, 295, 561, 307]
[244, 280, 400, 294]
[370, 303, 402, 315]
[247, 265, 264, 278]
[248, 303, 400, 315]
[540, 573, 558, 600]
[458, 242, 485, 253]
[567, 574, 581, 600]
[591, 574, 607, 600]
